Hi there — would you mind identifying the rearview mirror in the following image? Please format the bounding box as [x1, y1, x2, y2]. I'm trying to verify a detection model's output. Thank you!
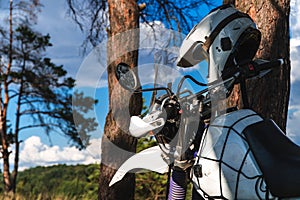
[115, 63, 138, 91]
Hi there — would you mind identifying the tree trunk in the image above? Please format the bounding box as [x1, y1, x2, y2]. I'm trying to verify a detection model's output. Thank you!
[98, 0, 142, 199]
[225, 0, 290, 130]
[0, 0, 13, 194]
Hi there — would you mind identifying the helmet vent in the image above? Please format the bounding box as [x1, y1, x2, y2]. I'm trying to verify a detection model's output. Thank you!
[221, 37, 232, 51]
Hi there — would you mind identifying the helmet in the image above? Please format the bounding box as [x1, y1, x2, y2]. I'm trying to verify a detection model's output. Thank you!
[177, 4, 261, 83]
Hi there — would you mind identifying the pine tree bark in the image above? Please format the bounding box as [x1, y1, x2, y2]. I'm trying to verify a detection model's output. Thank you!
[1, 0, 13, 194]
[98, 0, 142, 199]
[225, 0, 290, 130]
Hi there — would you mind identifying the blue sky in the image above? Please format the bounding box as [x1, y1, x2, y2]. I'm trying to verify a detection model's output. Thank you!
[287, 0, 300, 144]
[0, 0, 300, 170]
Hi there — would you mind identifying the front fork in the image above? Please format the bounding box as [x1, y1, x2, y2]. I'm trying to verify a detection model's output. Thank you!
[167, 112, 205, 200]
[168, 169, 188, 199]
[168, 168, 205, 200]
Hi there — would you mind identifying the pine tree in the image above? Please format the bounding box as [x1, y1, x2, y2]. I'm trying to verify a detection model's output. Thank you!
[0, 2, 97, 194]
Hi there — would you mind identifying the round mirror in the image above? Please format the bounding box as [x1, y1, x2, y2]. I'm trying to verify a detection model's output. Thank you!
[115, 63, 138, 91]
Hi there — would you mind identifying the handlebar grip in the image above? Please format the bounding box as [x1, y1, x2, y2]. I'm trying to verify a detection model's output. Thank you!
[244, 59, 284, 78]
[255, 59, 284, 71]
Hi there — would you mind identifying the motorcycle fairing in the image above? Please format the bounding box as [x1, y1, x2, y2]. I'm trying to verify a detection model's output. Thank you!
[192, 109, 269, 199]
[244, 119, 300, 198]
[109, 145, 168, 187]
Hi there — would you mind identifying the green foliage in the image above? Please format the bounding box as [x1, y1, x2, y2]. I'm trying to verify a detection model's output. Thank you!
[135, 137, 168, 199]
[7, 164, 99, 200]
[135, 171, 168, 200]
[136, 136, 156, 153]
[135, 135, 194, 200]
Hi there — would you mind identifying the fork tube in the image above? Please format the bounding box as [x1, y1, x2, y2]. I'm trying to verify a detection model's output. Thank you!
[168, 169, 187, 200]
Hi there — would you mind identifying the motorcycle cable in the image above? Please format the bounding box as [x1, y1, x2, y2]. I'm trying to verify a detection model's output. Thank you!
[176, 75, 207, 97]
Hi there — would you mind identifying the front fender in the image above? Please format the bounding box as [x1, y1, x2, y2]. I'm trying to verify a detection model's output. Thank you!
[109, 145, 168, 187]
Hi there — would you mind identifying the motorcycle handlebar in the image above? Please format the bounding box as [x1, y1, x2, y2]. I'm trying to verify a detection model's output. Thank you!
[132, 59, 285, 109]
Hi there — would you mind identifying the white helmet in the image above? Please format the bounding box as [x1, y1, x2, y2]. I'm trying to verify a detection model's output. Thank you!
[177, 4, 261, 83]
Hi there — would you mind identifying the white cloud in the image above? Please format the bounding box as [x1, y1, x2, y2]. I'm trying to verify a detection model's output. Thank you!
[287, 106, 300, 145]
[17, 136, 101, 171]
[287, 0, 300, 145]
[290, 38, 300, 83]
[291, 0, 300, 37]
[290, 0, 300, 84]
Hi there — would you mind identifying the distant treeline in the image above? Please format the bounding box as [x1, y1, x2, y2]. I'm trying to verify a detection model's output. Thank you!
[0, 137, 193, 199]
[0, 164, 99, 200]
[0, 163, 170, 200]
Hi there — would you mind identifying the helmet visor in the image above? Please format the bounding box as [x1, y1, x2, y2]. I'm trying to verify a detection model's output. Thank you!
[177, 40, 208, 67]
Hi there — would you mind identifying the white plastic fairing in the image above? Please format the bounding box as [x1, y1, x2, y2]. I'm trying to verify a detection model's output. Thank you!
[129, 116, 165, 138]
[192, 109, 271, 199]
[109, 145, 168, 187]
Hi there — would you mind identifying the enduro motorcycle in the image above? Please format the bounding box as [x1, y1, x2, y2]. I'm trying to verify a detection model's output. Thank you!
[109, 4, 300, 200]
[109, 59, 300, 200]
